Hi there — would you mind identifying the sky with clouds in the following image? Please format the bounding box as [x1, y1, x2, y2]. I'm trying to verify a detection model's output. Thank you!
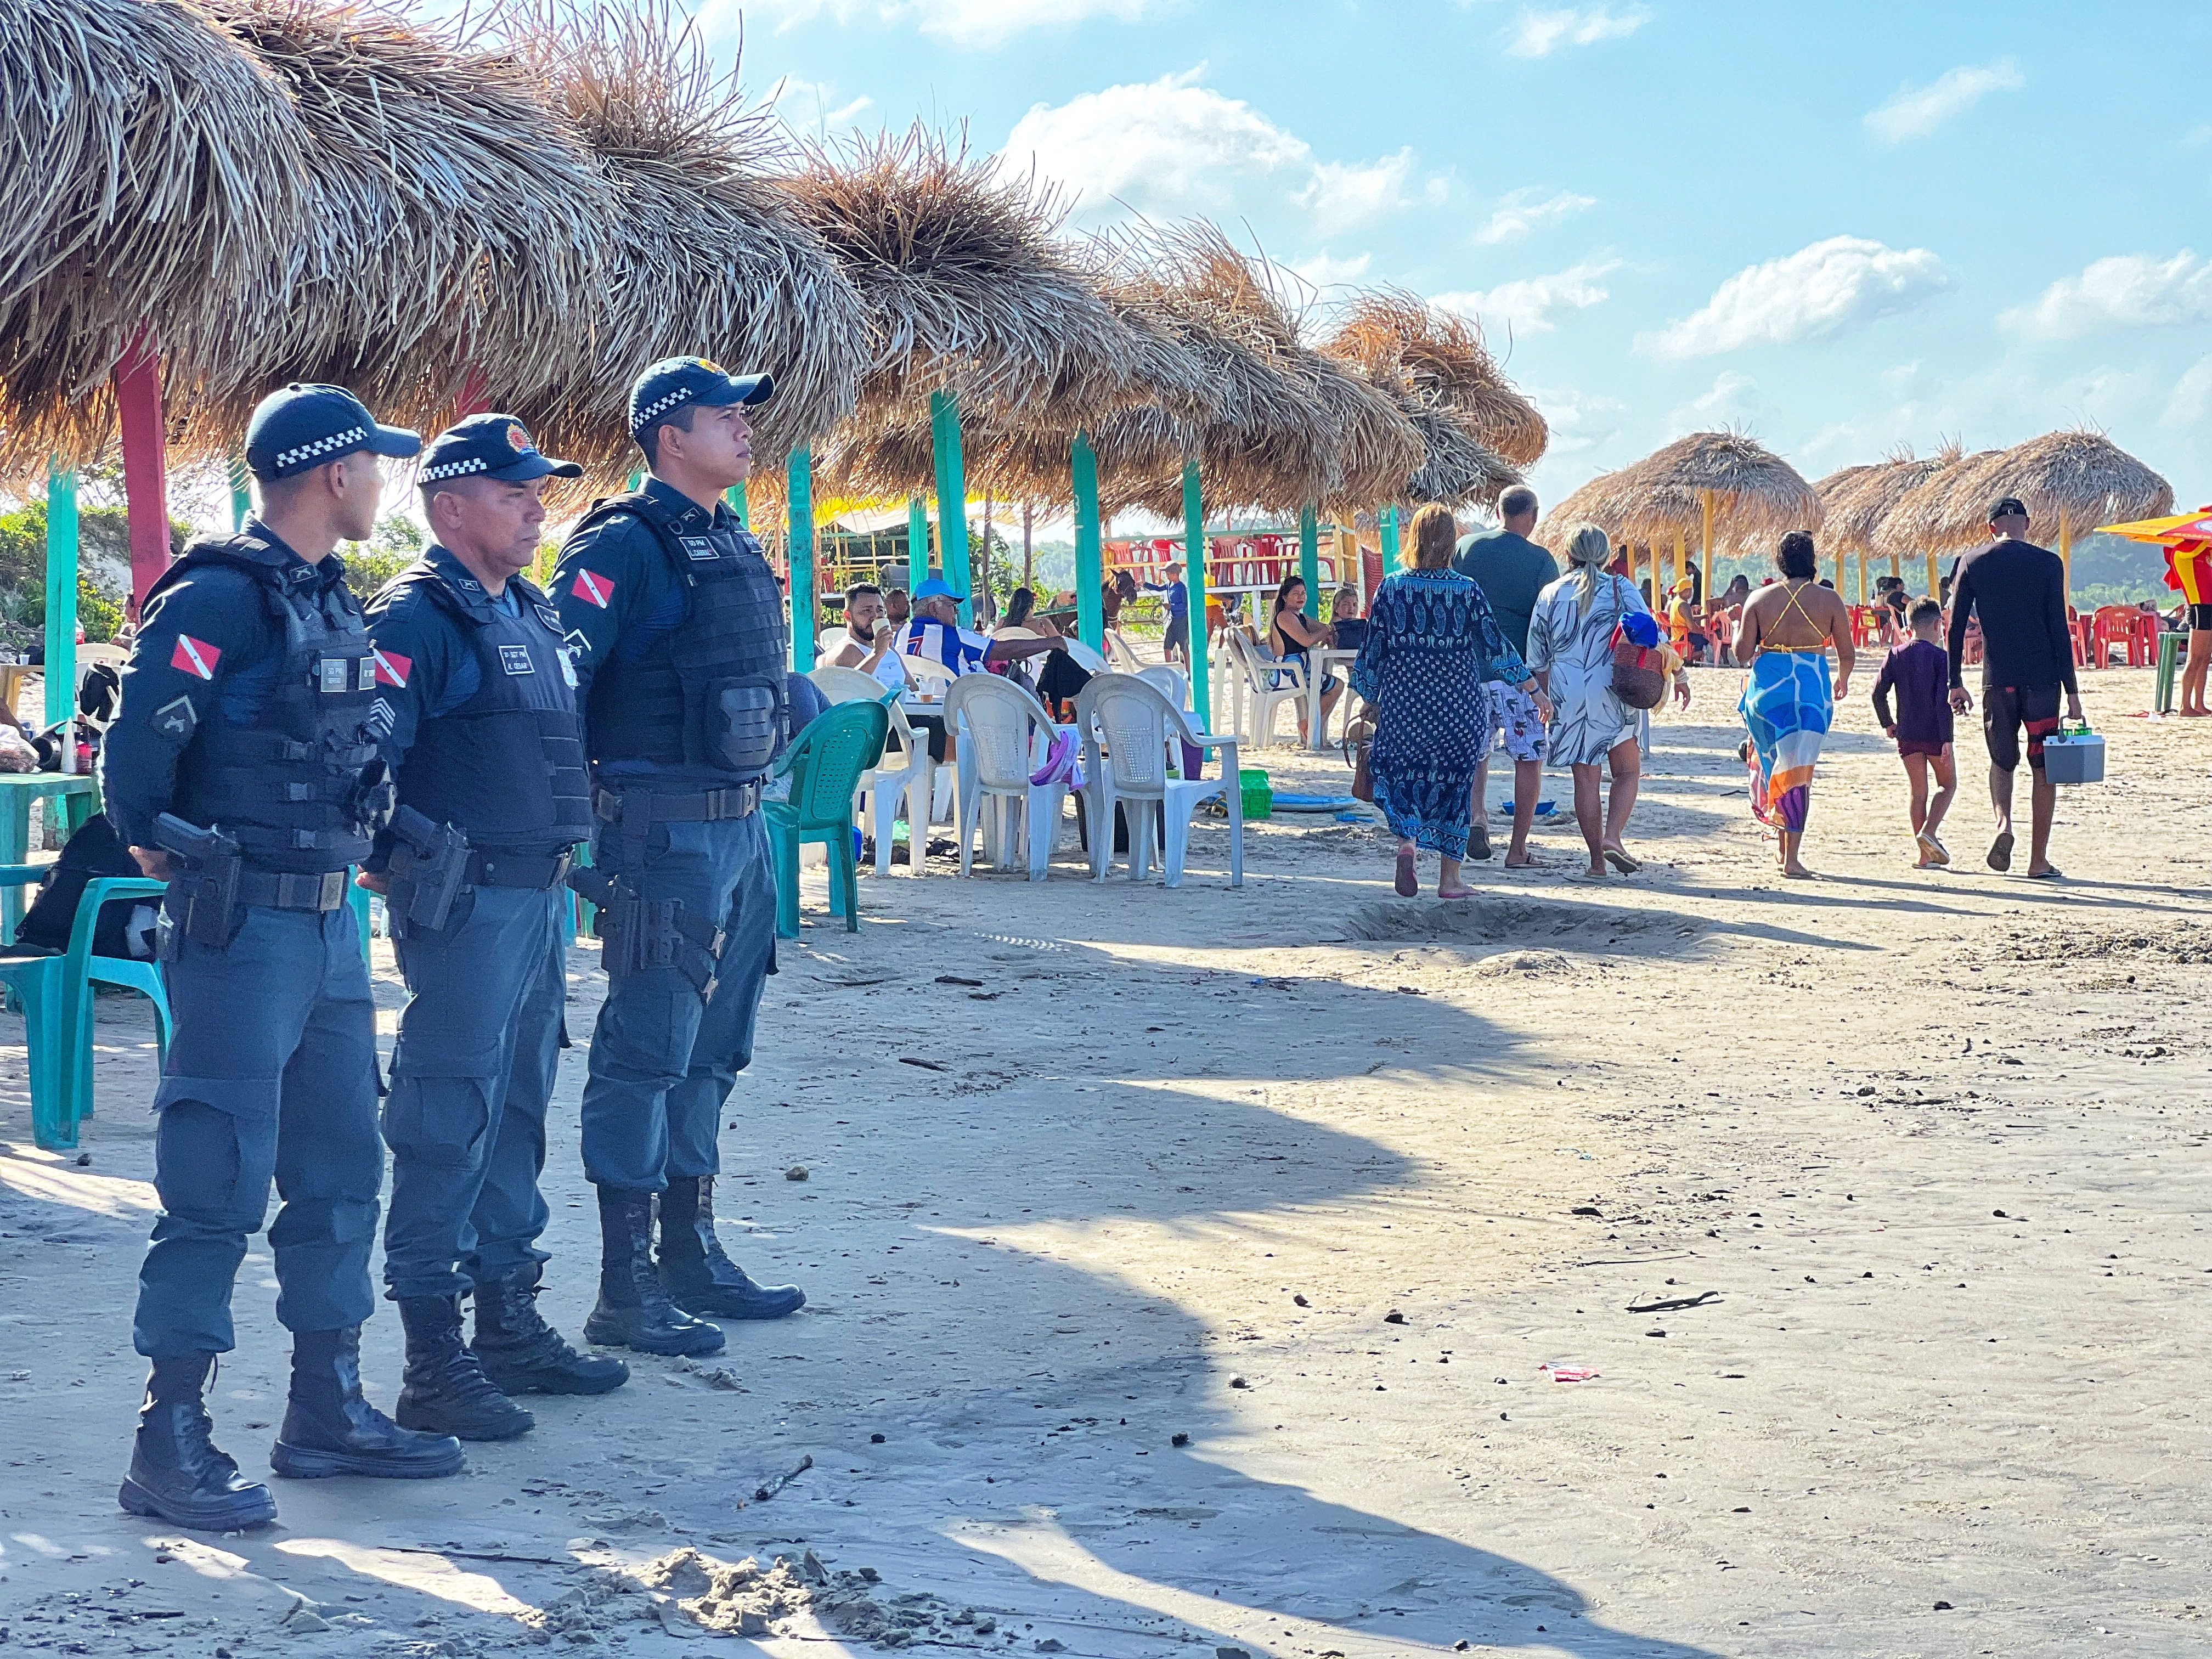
[706, 0, 2210, 514]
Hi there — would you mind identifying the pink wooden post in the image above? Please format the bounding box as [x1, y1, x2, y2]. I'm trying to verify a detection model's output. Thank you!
[111, 330, 171, 617]
[455, 364, 490, 421]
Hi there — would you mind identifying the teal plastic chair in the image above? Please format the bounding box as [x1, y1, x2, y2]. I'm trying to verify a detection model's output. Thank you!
[764, 700, 891, 939]
[0, 866, 172, 1151]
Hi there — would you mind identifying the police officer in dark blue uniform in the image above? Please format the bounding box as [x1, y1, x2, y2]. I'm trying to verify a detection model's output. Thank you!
[551, 358, 805, 1356]
[102, 385, 464, 1532]
[362, 415, 629, 1441]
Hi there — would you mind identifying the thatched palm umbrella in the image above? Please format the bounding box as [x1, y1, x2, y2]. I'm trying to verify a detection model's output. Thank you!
[507, 1, 866, 493]
[179, 0, 614, 459]
[1813, 442, 1963, 598]
[785, 125, 1149, 618]
[1904, 430, 2173, 599]
[1320, 290, 1547, 470]
[0, 0, 311, 484]
[1566, 431, 1822, 599]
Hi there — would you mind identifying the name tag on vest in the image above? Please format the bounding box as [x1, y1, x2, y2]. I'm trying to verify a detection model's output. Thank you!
[680, 536, 719, 562]
[499, 644, 535, 676]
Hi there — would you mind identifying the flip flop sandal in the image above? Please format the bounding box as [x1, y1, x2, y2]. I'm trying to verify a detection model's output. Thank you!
[1468, 823, 1493, 860]
[1920, 833, 1950, 866]
[1987, 830, 2014, 872]
[1603, 847, 1641, 874]
[2027, 866, 2065, 880]
[1393, 848, 1418, 897]
[1565, 868, 1607, 884]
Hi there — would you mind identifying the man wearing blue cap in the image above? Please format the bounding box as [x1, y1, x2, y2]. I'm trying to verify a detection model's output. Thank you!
[549, 357, 802, 1357]
[359, 414, 627, 1442]
[101, 384, 463, 1532]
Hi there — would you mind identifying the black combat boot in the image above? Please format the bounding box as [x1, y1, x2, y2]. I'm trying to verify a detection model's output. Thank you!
[118, 1355, 278, 1531]
[657, 1175, 807, 1319]
[582, 1186, 726, 1356]
[269, 1326, 466, 1480]
[472, 1265, 629, 1396]
[394, 1296, 535, 1441]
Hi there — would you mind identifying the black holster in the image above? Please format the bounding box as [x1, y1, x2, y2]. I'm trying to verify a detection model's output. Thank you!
[151, 814, 243, 956]
[386, 806, 470, 936]
[566, 865, 723, 1000]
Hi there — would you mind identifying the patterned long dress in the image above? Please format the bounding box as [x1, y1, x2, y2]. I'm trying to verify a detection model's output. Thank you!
[1527, 569, 1650, 766]
[1350, 569, 1527, 859]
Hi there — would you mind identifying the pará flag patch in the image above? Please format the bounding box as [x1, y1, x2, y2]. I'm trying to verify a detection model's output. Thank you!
[170, 635, 221, 680]
[571, 569, 615, 608]
[372, 646, 411, 688]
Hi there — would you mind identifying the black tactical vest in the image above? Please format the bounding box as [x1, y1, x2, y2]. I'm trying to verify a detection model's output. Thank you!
[570, 490, 787, 780]
[157, 532, 385, 873]
[377, 564, 591, 851]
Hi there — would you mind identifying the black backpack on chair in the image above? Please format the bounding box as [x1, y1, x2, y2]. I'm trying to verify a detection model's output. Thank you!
[15, 812, 149, 959]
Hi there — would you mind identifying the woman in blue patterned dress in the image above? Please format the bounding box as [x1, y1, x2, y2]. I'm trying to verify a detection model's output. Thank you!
[1351, 504, 1551, 899]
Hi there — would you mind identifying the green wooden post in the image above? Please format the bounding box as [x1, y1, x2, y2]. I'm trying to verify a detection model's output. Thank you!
[906, 497, 928, 591]
[228, 456, 252, 531]
[929, 390, 972, 623]
[1182, 461, 1211, 731]
[1298, 503, 1321, 610]
[1380, 503, 1400, 572]
[725, 480, 750, 529]
[787, 448, 815, 670]
[44, 465, 78, 731]
[1071, 433, 1103, 649]
[627, 469, 642, 492]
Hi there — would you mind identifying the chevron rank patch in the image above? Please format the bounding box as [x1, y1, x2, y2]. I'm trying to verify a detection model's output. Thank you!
[152, 695, 198, 741]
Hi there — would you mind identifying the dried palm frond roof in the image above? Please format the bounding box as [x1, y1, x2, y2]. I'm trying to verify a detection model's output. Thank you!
[176, 0, 613, 457]
[0, 0, 310, 481]
[1816, 441, 1963, 556]
[1321, 289, 1548, 467]
[1399, 403, 1522, 511]
[1581, 431, 1821, 554]
[1534, 471, 1634, 550]
[783, 125, 1143, 425]
[1907, 428, 2174, 551]
[503, 0, 866, 483]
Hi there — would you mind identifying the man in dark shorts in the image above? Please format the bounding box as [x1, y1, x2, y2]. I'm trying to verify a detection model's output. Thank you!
[1945, 496, 2085, 878]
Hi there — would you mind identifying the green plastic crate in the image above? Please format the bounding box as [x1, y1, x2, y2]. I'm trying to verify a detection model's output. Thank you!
[1239, 768, 1272, 820]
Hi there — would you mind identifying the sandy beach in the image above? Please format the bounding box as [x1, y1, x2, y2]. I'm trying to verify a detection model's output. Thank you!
[1, 663, 2205, 1659]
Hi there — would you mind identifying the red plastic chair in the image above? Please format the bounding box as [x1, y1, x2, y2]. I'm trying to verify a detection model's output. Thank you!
[2129, 612, 2159, 667]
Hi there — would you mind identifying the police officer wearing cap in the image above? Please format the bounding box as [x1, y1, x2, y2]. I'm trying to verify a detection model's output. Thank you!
[360, 414, 628, 1442]
[102, 385, 464, 1532]
[550, 358, 804, 1357]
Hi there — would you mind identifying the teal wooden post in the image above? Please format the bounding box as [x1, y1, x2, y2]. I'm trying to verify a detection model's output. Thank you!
[228, 456, 252, 531]
[1071, 433, 1103, 648]
[906, 497, 928, 590]
[1298, 504, 1321, 609]
[44, 466, 78, 731]
[787, 448, 815, 669]
[725, 481, 750, 529]
[1182, 461, 1211, 731]
[929, 390, 972, 623]
[1379, 504, 1400, 579]
[627, 470, 642, 492]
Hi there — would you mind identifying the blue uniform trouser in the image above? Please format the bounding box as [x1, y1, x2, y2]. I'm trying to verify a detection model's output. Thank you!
[580, 808, 775, 1192]
[381, 882, 566, 1301]
[134, 905, 382, 1359]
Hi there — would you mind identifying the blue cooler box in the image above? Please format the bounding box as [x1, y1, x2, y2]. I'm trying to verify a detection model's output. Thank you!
[2041, 729, 2104, 784]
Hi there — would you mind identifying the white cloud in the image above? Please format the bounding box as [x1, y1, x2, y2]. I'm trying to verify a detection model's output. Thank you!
[2002, 251, 2212, 339]
[2163, 354, 2212, 426]
[1864, 58, 2024, 144]
[1522, 383, 1624, 459]
[733, 0, 1162, 48]
[1474, 187, 1595, 245]
[1677, 369, 1764, 427]
[1505, 5, 1650, 58]
[1000, 71, 1445, 234]
[1435, 258, 1621, 336]
[1645, 235, 1950, 358]
[1288, 250, 1374, 290]
[765, 77, 873, 134]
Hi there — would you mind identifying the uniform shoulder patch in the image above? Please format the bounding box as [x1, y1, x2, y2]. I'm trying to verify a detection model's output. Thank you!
[151, 694, 198, 741]
[170, 635, 222, 680]
[571, 569, 616, 608]
[371, 646, 411, 687]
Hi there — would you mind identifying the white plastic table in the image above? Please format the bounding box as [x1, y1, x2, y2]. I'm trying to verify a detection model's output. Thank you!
[1305, 648, 1358, 750]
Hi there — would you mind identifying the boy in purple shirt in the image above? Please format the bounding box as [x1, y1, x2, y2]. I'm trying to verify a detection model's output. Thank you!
[1872, 595, 1956, 868]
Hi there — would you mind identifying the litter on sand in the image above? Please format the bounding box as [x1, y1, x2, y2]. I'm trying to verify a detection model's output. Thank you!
[1541, 1364, 1600, 1383]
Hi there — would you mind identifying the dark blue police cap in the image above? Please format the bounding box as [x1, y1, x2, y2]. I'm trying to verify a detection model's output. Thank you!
[245, 383, 420, 481]
[419, 413, 583, 486]
[628, 357, 774, 444]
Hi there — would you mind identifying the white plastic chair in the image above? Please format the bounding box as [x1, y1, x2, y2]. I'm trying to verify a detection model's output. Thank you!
[941, 674, 1069, 882]
[806, 667, 938, 878]
[1072, 673, 1243, 889]
[1107, 631, 1145, 673]
[1061, 637, 1109, 675]
[1136, 664, 1188, 709]
[1226, 629, 1304, 750]
[816, 625, 850, 659]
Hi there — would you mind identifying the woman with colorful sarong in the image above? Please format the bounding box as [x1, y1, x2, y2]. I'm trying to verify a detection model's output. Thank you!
[1352, 504, 1550, 899]
[1736, 531, 1856, 878]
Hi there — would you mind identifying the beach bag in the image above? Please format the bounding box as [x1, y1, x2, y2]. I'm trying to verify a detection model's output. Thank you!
[1344, 702, 1375, 802]
[1608, 621, 1668, 709]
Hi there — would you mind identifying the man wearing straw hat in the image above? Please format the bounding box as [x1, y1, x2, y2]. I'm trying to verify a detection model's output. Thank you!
[102, 385, 462, 1531]
[551, 358, 804, 1359]
[360, 414, 628, 1443]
